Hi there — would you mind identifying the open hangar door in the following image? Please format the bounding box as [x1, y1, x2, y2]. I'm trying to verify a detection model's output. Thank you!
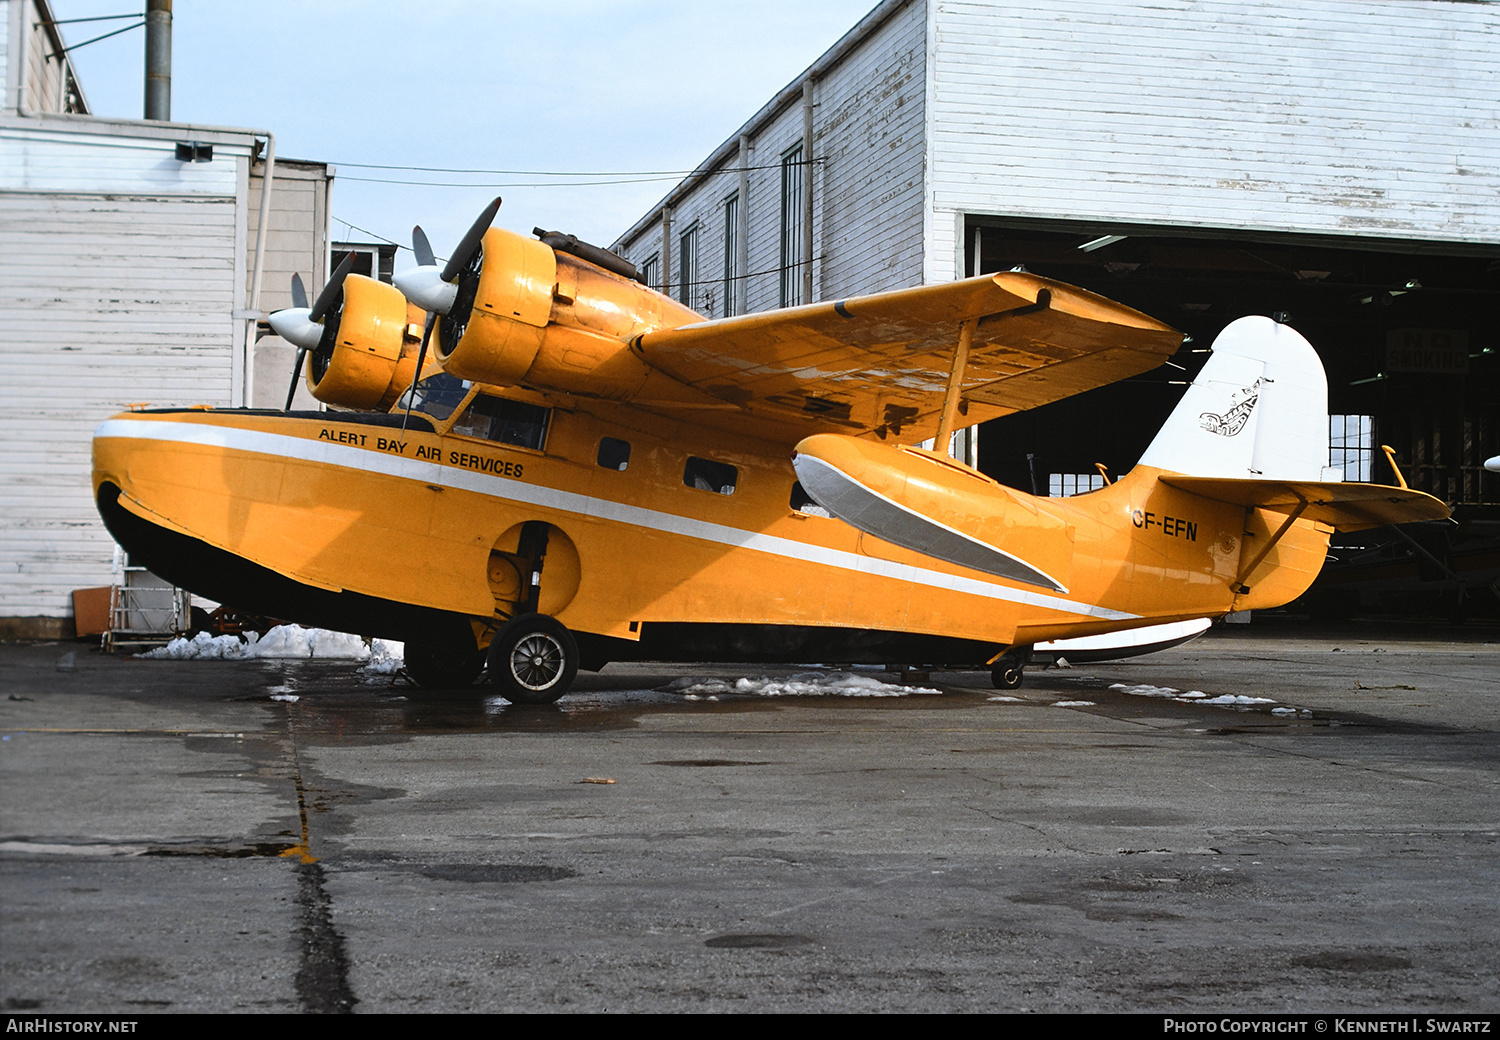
[965, 218, 1500, 620]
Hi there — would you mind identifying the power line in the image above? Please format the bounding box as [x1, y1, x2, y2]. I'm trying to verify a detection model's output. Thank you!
[332, 158, 824, 177]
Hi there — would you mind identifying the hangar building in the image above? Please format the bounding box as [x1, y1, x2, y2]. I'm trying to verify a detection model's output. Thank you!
[611, 0, 1500, 615]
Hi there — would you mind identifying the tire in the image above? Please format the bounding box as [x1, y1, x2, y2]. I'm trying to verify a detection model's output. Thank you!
[403, 640, 485, 690]
[486, 615, 578, 704]
[991, 663, 1024, 689]
[990, 647, 1030, 690]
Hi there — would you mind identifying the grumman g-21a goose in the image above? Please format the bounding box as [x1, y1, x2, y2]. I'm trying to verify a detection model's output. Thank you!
[91, 199, 1449, 701]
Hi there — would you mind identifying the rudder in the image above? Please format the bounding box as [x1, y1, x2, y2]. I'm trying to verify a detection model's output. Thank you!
[1138, 316, 1336, 481]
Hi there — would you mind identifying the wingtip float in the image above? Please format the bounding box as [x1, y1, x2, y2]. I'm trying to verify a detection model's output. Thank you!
[91, 201, 1449, 702]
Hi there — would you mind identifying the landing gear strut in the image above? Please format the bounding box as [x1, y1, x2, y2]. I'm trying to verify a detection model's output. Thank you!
[486, 614, 578, 704]
[990, 646, 1032, 690]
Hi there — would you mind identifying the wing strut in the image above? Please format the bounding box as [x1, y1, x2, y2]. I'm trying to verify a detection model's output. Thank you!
[933, 318, 977, 456]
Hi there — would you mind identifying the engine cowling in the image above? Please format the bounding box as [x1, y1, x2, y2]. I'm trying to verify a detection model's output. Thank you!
[433, 228, 702, 401]
[307, 274, 427, 411]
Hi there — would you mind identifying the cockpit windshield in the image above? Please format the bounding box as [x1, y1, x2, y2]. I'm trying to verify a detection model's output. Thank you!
[397, 374, 470, 422]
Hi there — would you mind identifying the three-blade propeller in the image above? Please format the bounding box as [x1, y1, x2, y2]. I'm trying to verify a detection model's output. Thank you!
[268, 253, 354, 411]
[394, 197, 502, 431]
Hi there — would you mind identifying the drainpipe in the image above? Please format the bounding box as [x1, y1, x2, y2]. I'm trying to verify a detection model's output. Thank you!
[243, 134, 277, 407]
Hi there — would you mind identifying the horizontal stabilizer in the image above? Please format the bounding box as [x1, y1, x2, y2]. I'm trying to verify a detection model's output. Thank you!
[1160, 476, 1450, 532]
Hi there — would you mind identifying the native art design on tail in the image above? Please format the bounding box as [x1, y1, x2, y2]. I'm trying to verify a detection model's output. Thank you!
[1198, 379, 1261, 437]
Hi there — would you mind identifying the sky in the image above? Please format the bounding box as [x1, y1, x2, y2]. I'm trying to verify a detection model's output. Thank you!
[49, 0, 878, 271]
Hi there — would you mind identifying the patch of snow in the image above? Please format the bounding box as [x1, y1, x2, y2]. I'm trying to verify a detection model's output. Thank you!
[364, 639, 405, 674]
[270, 693, 299, 702]
[1196, 694, 1277, 705]
[666, 671, 939, 698]
[1051, 699, 1096, 707]
[1109, 683, 1182, 698]
[987, 695, 1023, 702]
[141, 624, 375, 662]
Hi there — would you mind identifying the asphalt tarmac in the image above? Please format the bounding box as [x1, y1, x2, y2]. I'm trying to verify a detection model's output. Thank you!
[1, 619, 1496, 1014]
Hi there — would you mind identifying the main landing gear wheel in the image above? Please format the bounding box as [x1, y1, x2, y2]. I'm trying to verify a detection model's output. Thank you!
[990, 648, 1032, 690]
[403, 640, 485, 690]
[486, 614, 578, 704]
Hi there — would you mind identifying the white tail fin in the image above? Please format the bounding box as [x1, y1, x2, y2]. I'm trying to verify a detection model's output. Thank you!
[1138, 316, 1335, 481]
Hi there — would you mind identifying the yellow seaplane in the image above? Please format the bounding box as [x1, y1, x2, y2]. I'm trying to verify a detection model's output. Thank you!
[91, 199, 1448, 701]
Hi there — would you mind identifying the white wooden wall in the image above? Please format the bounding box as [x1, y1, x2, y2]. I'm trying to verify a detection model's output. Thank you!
[924, 0, 1500, 283]
[0, 123, 255, 620]
[615, 0, 927, 313]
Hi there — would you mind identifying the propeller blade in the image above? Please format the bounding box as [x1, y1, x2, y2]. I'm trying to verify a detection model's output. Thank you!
[285, 347, 307, 411]
[289, 272, 308, 311]
[400, 311, 439, 434]
[441, 196, 502, 283]
[309, 252, 355, 322]
[412, 226, 436, 269]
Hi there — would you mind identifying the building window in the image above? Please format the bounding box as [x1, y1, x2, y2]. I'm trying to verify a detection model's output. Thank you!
[1330, 415, 1374, 481]
[684, 457, 738, 495]
[642, 253, 660, 292]
[722, 194, 739, 317]
[780, 143, 804, 308]
[677, 222, 699, 308]
[1048, 473, 1106, 497]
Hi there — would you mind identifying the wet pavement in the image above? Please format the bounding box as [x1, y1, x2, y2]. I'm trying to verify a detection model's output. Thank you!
[2, 619, 1497, 1013]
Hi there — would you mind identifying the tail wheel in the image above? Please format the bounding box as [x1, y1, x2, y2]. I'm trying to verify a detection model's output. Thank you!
[990, 647, 1031, 690]
[486, 615, 578, 704]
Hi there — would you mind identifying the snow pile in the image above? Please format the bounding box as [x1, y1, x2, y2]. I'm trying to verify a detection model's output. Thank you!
[364, 639, 405, 674]
[141, 624, 386, 664]
[1108, 682, 1276, 706]
[666, 671, 940, 699]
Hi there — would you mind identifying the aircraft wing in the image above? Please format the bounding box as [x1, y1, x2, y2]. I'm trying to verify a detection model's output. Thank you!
[634, 272, 1182, 442]
[1160, 476, 1451, 531]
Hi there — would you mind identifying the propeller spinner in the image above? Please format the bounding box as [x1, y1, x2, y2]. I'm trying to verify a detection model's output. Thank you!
[267, 253, 354, 411]
[392, 197, 502, 430]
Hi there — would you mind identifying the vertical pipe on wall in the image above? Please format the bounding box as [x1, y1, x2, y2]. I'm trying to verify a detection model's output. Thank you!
[143, 0, 171, 121]
[737, 135, 750, 315]
[661, 207, 672, 295]
[801, 80, 815, 304]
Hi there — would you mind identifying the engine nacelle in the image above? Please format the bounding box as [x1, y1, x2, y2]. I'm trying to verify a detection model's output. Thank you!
[307, 275, 426, 411]
[434, 227, 702, 401]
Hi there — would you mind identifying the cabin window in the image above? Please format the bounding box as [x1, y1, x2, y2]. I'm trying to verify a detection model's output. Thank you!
[1330, 414, 1374, 481]
[402, 373, 469, 421]
[779, 143, 804, 308]
[684, 456, 737, 495]
[1048, 473, 1106, 497]
[597, 437, 631, 471]
[451, 395, 550, 450]
[789, 481, 830, 517]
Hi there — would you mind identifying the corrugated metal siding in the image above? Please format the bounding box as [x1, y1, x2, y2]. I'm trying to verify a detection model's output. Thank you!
[925, 0, 1500, 281]
[0, 192, 239, 616]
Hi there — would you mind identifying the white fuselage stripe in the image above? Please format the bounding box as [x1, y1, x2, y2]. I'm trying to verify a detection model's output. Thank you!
[95, 418, 1138, 621]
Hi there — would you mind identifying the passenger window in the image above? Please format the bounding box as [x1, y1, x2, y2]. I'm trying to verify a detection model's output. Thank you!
[789, 481, 831, 517]
[597, 437, 631, 471]
[684, 456, 737, 495]
[451, 395, 550, 450]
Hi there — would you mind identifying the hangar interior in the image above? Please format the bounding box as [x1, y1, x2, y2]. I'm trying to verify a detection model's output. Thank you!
[966, 218, 1500, 617]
